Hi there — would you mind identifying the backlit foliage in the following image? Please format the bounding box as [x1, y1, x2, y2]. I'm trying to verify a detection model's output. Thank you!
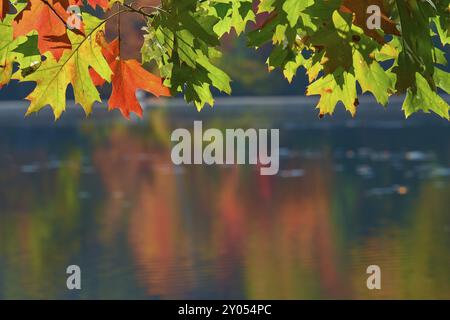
[0, 0, 449, 119]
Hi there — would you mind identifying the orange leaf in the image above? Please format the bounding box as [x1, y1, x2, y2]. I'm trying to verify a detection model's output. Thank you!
[13, 0, 83, 60]
[109, 59, 171, 118]
[86, 0, 109, 10]
[0, 0, 8, 21]
[91, 38, 171, 118]
[90, 31, 116, 86]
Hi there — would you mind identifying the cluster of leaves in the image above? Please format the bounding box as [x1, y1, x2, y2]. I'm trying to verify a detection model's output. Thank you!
[243, 0, 449, 118]
[0, 0, 449, 119]
[0, 0, 170, 119]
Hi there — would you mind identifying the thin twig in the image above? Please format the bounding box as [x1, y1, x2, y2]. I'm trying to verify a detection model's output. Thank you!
[41, 0, 70, 28]
[139, 5, 168, 14]
[122, 3, 159, 18]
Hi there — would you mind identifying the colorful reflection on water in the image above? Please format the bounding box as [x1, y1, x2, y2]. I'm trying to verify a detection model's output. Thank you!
[0, 100, 449, 299]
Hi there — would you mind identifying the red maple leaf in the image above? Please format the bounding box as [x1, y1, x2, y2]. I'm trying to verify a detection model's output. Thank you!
[13, 0, 83, 60]
[91, 38, 171, 118]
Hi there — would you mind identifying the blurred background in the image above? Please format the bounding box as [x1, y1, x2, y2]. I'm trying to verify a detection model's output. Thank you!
[0, 98, 449, 299]
[0, 2, 449, 300]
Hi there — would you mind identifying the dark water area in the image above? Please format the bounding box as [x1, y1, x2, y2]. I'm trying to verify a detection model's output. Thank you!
[0, 97, 449, 299]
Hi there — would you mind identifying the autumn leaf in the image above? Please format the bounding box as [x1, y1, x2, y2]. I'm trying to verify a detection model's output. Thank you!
[0, 0, 8, 21]
[0, 0, 448, 120]
[13, 0, 83, 60]
[340, 0, 400, 43]
[0, 12, 30, 89]
[15, 13, 112, 119]
[92, 38, 170, 118]
[0, 17, 15, 88]
[86, 0, 110, 10]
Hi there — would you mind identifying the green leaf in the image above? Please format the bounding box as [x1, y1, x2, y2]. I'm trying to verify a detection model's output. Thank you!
[353, 51, 394, 106]
[142, 2, 232, 110]
[307, 68, 358, 116]
[0, 14, 20, 88]
[282, 0, 309, 27]
[433, 67, 450, 94]
[394, 0, 435, 92]
[403, 73, 449, 119]
[211, 0, 255, 37]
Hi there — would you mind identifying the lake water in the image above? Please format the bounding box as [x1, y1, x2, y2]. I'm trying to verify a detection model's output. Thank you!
[0, 97, 449, 299]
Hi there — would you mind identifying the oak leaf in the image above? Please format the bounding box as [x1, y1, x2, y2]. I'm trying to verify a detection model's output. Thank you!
[86, 0, 110, 10]
[0, 0, 8, 21]
[91, 38, 170, 118]
[340, 0, 400, 43]
[13, 0, 83, 60]
[15, 13, 112, 119]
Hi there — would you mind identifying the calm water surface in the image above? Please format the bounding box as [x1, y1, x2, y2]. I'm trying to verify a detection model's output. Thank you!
[0, 98, 449, 299]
